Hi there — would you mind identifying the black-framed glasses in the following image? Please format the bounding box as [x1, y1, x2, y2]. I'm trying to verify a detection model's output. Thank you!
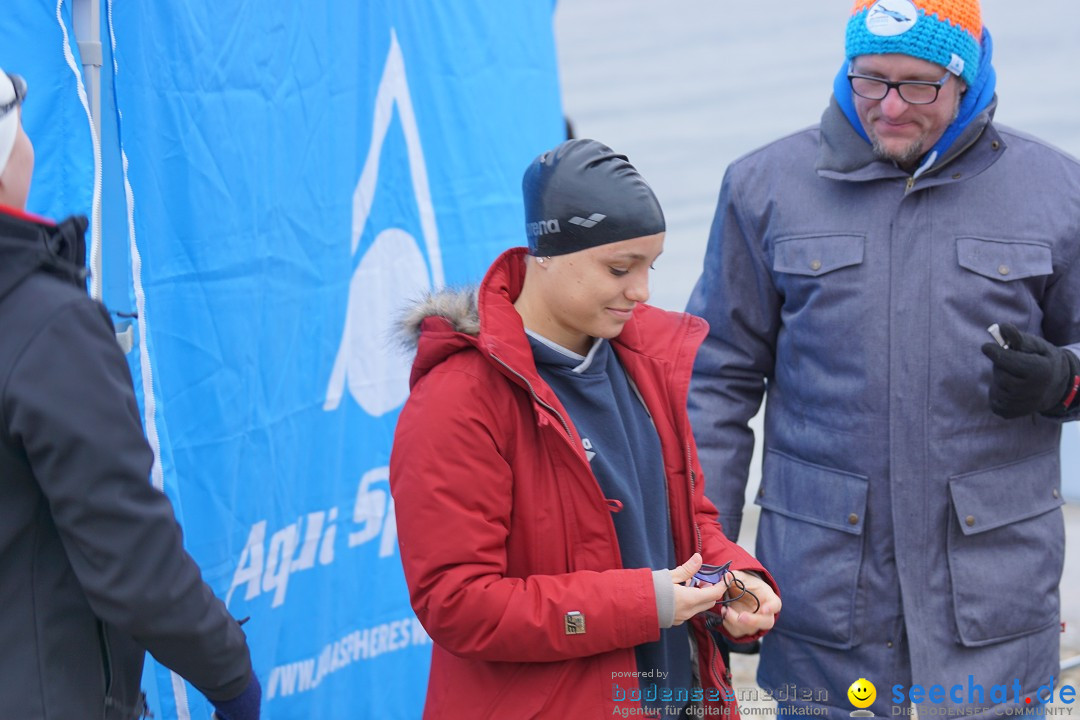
[847, 63, 951, 105]
[0, 73, 28, 120]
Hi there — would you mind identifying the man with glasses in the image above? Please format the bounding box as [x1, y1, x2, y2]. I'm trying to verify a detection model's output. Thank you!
[686, 0, 1079, 717]
[0, 69, 261, 719]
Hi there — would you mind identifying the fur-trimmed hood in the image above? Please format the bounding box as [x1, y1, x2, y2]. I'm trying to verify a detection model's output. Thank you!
[397, 249, 536, 392]
[396, 286, 480, 351]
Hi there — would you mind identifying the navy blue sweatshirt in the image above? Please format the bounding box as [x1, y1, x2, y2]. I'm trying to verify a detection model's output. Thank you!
[527, 332, 692, 711]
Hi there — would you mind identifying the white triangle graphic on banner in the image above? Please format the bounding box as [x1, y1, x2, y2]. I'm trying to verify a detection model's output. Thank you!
[325, 29, 443, 416]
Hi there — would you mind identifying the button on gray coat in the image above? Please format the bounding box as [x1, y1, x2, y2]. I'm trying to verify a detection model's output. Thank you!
[687, 98, 1080, 717]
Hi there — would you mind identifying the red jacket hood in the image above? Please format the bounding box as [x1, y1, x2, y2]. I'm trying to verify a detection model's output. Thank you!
[400, 247, 709, 403]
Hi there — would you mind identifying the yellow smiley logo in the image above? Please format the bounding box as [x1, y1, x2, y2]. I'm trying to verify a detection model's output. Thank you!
[848, 678, 876, 709]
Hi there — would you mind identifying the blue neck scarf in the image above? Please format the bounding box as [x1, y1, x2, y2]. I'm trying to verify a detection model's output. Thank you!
[833, 28, 997, 172]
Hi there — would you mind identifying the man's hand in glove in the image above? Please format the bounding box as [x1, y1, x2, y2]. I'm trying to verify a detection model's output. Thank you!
[981, 323, 1080, 419]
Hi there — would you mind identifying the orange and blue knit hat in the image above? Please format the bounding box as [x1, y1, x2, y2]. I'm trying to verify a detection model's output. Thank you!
[846, 0, 982, 86]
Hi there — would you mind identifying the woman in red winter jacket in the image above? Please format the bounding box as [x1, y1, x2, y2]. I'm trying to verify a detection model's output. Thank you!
[390, 139, 780, 719]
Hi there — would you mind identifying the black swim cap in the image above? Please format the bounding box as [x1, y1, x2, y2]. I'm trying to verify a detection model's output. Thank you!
[522, 139, 665, 257]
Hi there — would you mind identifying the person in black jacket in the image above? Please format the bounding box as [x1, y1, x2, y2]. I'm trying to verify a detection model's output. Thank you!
[0, 68, 260, 719]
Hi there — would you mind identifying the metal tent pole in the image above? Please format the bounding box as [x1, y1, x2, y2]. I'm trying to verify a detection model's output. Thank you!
[71, 0, 103, 299]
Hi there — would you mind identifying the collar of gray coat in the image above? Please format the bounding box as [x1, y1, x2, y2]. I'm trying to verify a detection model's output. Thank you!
[815, 95, 1000, 183]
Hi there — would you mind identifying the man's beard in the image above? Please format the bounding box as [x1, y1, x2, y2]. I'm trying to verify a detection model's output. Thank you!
[871, 135, 927, 167]
[869, 95, 962, 169]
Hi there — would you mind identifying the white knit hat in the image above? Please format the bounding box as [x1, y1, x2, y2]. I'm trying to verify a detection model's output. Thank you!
[0, 70, 20, 177]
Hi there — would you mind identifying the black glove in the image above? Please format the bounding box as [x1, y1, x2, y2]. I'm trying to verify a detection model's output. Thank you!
[980, 323, 1080, 418]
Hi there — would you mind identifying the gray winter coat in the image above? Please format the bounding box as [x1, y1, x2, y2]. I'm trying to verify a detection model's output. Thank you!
[687, 97, 1080, 717]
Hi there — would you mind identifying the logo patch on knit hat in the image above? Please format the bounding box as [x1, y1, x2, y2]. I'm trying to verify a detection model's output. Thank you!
[866, 0, 919, 36]
[945, 53, 965, 76]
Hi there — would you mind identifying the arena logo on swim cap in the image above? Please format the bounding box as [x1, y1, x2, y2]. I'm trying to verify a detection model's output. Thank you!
[569, 213, 607, 229]
[527, 219, 561, 238]
[865, 0, 919, 37]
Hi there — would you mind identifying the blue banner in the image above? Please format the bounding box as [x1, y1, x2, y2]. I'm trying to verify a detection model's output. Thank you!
[12, 3, 1076, 719]
[0, 1, 95, 227]
[101, 2, 562, 718]
[2, 2, 561, 716]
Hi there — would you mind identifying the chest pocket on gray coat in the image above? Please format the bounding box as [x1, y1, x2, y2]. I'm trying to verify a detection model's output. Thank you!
[773, 234, 864, 277]
[770, 234, 873, 385]
[956, 237, 1052, 282]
